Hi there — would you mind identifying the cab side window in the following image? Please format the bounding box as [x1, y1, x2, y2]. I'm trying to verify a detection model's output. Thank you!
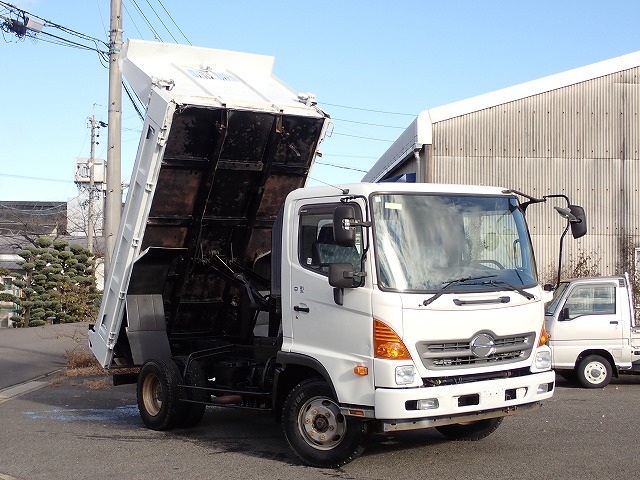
[298, 204, 363, 275]
[564, 284, 616, 319]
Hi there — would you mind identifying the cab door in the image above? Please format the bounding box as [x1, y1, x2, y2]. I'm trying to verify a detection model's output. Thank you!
[287, 200, 374, 404]
[552, 282, 624, 362]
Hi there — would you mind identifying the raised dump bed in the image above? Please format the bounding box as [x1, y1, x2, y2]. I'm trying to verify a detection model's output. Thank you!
[89, 40, 329, 368]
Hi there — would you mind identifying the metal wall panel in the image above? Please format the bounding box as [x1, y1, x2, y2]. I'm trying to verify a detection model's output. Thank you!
[431, 67, 640, 279]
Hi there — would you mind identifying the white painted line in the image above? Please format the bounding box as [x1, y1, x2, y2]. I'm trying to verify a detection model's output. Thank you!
[0, 473, 19, 479]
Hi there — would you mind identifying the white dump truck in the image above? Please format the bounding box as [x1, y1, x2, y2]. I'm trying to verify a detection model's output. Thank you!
[545, 273, 640, 388]
[89, 40, 587, 467]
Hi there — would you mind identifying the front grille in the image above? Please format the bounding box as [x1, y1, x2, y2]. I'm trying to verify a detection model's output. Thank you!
[416, 332, 535, 370]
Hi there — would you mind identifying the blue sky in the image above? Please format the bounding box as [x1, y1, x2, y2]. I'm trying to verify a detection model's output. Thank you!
[1, 0, 639, 201]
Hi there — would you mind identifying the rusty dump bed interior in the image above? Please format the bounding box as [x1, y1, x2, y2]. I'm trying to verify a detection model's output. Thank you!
[126, 106, 325, 346]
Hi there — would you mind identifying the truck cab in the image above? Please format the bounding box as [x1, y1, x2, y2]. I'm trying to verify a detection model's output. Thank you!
[545, 274, 640, 387]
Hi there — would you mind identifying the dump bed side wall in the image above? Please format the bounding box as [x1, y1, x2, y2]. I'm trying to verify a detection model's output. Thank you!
[89, 89, 176, 367]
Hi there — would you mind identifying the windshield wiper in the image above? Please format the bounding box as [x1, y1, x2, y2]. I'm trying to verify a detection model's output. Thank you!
[479, 279, 535, 300]
[422, 275, 497, 306]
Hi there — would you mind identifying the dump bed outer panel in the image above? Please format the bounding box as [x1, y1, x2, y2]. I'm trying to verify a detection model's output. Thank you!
[89, 40, 329, 367]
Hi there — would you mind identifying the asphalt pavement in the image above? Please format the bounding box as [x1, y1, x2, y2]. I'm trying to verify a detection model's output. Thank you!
[1, 323, 640, 479]
[0, 322, 90, 390]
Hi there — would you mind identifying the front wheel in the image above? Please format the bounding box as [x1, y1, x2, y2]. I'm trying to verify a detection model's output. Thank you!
[577, 355, 612, 388]
[281, 378, 368, 468]
[435, 417, 503, 441]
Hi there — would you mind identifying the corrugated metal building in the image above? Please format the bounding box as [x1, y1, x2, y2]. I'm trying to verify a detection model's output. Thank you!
[363, 52, 640, 281]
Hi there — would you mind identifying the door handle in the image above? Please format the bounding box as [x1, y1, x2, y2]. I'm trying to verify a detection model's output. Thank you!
[610, 321, 619, 325]
[294, 305, 310, 313]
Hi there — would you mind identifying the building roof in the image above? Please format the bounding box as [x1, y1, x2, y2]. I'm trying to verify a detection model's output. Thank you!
[428, 50, 640, 123]
[364, 50, 640, 182]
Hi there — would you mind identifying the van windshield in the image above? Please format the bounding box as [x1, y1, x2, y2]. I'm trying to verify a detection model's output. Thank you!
[371, 193, 537, 293]
[544, 282, 569, 315]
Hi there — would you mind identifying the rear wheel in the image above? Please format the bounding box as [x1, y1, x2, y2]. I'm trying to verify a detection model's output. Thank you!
[137, 358, 184, 430]
[435, 417, 503, 441]
[173, 357, 208, 428]
[282, 378, 368, 468]
[577, 355, 612, 388]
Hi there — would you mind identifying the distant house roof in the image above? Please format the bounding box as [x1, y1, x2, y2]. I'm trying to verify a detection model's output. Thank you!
[0, 201, 68, 236]
[364, 50, 640, 182]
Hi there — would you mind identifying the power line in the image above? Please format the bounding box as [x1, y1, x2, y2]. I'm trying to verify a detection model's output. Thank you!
[319, 101, 417, 117]
[122, 2, 144, 38]
[332, 118, 406, 129]
[122, 80, 145, 121]
[155, 0, 191, 45]
[332, 132, 394, 142]
[315, 161, 368, 173]
[0, 173, 74, 184]
[144, 0, 177, 43]
[322, 153, 378, 159]
[128, 0, 163, 41]
[0, 203, 67, 214]
[0, 1, 109, 64]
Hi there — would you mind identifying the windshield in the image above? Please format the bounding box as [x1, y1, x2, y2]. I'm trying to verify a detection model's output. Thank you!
[371, 193, 537, 292]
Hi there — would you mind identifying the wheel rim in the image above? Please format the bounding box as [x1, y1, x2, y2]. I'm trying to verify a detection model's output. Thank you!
[142, 372, 163, 416]
[584, 361, 607, 384]
[297, 395, 346, 451]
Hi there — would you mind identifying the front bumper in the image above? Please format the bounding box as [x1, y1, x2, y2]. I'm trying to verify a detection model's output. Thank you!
[373, 370, 555, 424]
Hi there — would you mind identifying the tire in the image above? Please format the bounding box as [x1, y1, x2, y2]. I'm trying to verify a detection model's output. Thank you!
[173, 357, 208, 428]
[435, 417, 503, 441]
[137, 358, 185, 431]
[281, 378, 368, 468]
[577, 355, 612, 388]
[558, 370, 578, 384]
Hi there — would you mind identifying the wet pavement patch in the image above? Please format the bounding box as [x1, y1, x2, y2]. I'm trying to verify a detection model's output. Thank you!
[23, 405, 139, 424]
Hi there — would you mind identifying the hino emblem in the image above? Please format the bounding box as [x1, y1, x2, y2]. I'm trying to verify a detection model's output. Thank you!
[470, 333, 496, 358]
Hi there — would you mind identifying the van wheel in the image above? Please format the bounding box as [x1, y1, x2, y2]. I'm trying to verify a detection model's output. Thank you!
[173, 356, 208, 428]
[577, 355, 612, 388]
[282, 378, 368, 468]
[137, 358, 184, 430]
[436, 417, 503, 441]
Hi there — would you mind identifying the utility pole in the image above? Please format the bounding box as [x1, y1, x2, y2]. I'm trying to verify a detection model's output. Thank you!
[87, 115, 97, 253]
[104, 0, 123, 277]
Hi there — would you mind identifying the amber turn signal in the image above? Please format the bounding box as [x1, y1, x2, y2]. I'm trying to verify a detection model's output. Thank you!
[538, 322, 550, 346]
[353, 366, 369, 376]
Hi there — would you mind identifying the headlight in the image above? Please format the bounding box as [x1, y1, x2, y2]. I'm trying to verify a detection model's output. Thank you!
[395, 365, 416, 385]
[535, 350, 551, 370]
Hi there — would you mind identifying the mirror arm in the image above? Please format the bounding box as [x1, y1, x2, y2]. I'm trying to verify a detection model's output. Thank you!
[333, 288, 344, 306]
[556, 222, 570, 289]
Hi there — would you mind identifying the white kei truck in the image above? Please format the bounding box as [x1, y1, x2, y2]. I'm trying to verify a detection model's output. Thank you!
[88, 40, 587, 467]
[545, 273, 640, 388]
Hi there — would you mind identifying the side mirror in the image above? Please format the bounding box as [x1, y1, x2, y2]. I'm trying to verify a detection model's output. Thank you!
[569, 205, 587, 239]
[333, 206, 356, 247]
[554, 205, 587, 239]
[328, 263, 355, 288]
